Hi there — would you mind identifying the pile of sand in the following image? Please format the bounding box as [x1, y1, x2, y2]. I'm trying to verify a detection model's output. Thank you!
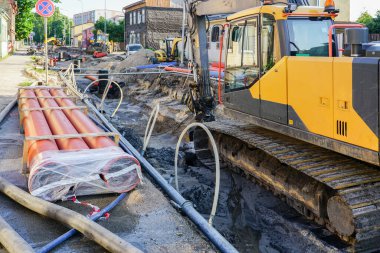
[114, 49, 155, 73]
[82, 49, 155, 73]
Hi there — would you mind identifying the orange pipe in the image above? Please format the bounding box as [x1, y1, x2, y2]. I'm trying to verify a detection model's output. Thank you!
[19, 89, 59, 166]
[84, 75, 99, 86]
[164, 66, 192, 74]
[218, 24, 229, 105]
[50, 89, 116, 149]
[34, 89, 89, 151]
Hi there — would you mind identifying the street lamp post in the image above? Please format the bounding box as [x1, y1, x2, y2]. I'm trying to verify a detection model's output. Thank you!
[104, 0, 107, 34]
[76, 0, 84, 49]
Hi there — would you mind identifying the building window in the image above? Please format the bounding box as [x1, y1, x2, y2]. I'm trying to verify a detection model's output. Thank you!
[137, 33, 140, 43]
[129, 31, 135, 44]
[138, 11, 141, 24]
[133, 11, 137, 25]
[130, 12, 133, 25]
[142, 9, 145, 23]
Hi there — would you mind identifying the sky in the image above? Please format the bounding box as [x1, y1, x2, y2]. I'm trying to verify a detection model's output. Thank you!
[57, 0, 380, 21]
[350, 0, 380, 21]
[57, 0, 135, 16]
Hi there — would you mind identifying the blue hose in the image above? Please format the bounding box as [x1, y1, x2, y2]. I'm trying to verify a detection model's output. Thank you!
[37, 193, 127, 253]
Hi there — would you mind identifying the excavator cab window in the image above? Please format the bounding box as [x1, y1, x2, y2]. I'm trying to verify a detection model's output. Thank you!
[225, 17, 260, 92]
[261, 14, 277, 73]
[287, 18, 335, 57]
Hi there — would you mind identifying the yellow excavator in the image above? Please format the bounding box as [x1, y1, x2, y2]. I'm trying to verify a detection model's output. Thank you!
[187, 0, 380, 251]
[161, 37, 183, 61]
[44, 37, 62, 46]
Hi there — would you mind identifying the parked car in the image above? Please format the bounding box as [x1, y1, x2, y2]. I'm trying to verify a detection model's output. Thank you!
[126, 44, 143, 56]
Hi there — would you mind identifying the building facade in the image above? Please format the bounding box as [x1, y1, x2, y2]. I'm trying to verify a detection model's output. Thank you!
[0, 0, 16, 56]
[73, 9, 123, 26]
[123, 0, 183, 49]
[72, 9, 123, 48]
[309, 0, 350, 21]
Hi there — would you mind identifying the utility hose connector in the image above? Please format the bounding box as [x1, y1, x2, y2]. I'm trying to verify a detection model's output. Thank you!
[142, 104, 160, 156]
[174, 123, 220, 225]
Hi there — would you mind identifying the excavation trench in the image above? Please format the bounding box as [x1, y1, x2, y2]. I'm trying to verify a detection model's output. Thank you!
[74, 73, 350, 252]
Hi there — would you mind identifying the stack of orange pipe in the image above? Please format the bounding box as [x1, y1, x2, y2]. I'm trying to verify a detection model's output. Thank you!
[19, 88, 141, 200]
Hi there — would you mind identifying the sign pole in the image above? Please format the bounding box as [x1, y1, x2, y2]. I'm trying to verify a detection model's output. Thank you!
[35, 0, 55, 84]
[44, 17, 48, 84]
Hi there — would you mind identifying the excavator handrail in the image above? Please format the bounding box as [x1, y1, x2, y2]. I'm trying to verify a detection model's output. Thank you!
[283, 12, 337, 18]
[328, 24, 364, 57]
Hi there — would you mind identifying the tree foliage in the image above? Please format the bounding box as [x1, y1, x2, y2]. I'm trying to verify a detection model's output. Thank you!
[357, 10, 380, 34]
[94, 17, 124, 42]
[16, 0, 60, 40]
[33, 8, 72, 44]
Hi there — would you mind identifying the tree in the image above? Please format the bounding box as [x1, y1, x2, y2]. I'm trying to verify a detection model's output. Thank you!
[356, 10, 380, 34]
[94, 17, 124, 42]
[15, 0, 35, 40]
[357, 11, 373, 27]
[16, 0, 60, 40]
[33, 7, 71, 44]
[372, 10, 380, 34]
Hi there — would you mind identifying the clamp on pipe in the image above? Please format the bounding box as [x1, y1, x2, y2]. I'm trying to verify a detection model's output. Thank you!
[174, 123, 220, 225]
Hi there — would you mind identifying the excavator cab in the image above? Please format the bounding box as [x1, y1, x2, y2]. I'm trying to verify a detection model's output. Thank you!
[222, 3, 380, 162]
[224, 8, 337, 93]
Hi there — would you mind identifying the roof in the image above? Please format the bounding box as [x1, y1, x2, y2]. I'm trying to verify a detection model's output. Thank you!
[123, 1, 145, 11]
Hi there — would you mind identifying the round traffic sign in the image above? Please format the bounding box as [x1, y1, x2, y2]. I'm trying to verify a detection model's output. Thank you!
[35, 0, 55, 18]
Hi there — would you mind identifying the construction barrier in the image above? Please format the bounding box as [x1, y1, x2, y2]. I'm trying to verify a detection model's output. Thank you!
[19, 87, 142, 201]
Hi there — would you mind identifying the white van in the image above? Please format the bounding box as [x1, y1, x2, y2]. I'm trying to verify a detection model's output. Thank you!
[126, 44, 144, 56]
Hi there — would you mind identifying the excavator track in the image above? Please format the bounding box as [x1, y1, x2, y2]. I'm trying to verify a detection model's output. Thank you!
[194, 119, 380, 252]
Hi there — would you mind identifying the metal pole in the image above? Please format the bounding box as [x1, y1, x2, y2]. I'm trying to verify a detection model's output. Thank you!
[104, 0, 107, 34]
[180, 0, 186, 67]
[44, 17, 48, 84]
[81, 0, 84, 49]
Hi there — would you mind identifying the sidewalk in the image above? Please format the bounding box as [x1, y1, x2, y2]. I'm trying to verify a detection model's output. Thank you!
[0, 52, 32, 111]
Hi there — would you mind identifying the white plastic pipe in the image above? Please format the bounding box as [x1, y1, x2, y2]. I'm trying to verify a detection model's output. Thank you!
[142, 104, 160, 155]
[174, 123, 220, 225]
[83, 79, 124, 118]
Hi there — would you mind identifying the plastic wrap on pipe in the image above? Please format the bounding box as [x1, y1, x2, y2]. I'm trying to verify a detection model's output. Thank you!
[19, 89, 59, 167]
[50, 89, 115, 149]
[34, 89, 89, 151]
[24, 90, 142, 201]
[28, 147, 142, 201]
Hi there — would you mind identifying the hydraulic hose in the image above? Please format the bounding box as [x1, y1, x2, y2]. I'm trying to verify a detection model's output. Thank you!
[38, 193, 127, 253]
[85, 100, 239, 253]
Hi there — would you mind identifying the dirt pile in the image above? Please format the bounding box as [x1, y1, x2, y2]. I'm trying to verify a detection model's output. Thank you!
[82, 49, 155, 73]
[114, 49, 155, 72]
